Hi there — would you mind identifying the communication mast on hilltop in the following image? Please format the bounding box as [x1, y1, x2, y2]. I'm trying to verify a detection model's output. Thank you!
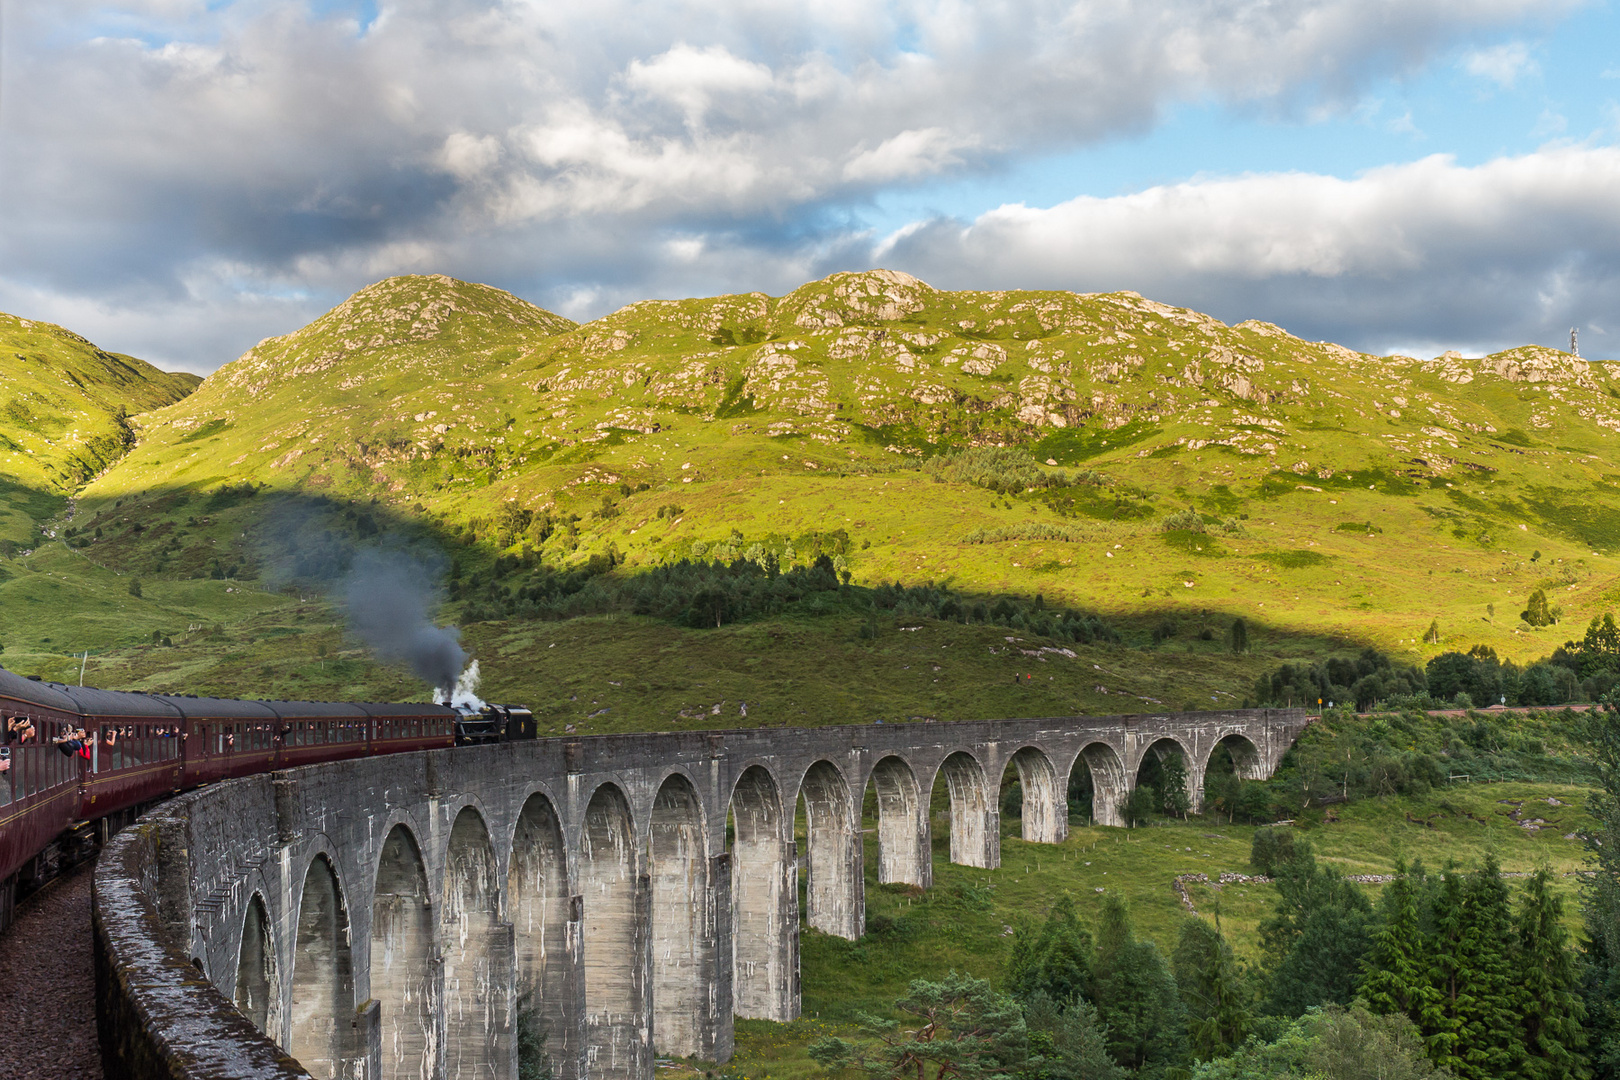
[1571, 327, 1580, 357]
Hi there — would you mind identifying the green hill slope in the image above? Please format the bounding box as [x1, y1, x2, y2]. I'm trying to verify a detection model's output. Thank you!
[59, 269, 1620, 679]
[0, 312, 198, 549]
[87, 273, 575, 499]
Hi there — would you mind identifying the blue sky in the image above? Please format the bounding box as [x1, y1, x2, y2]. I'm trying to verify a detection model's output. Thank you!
[871, 4, 1619, 230]
[2, 0, 1618, 371]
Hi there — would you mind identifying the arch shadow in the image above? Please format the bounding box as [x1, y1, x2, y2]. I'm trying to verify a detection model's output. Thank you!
[373, 824, 436, 1080]
[650, 773, 713, 1057]
[730, 765, 797, 1022]
[581, 782, 649, 1080]
[233, 893, 280, 1039]
[444, 806, 509, 1079]
[289, 853, 358, 1079]
[511, 791, 576, 1079]
[933, 751, 998, 870]
[800, 760, 861, 940]
[865, 755, 930, 889]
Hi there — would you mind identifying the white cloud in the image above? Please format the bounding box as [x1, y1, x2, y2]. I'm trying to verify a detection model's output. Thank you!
[1387, 111, 1422, 136]
[844, 128, 976, 181]
[0, 0, 1587, 368]
[624, 44, 776, 128]
[439, 132, 504, 180]
[1462, 40, 1537, 88]
[883, 146, 1620, 356]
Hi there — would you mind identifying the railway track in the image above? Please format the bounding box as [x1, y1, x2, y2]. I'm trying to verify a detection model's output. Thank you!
[0, 857, 103, 1080]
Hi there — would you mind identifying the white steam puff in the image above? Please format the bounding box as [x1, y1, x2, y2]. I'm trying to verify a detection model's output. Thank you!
[433, 660, 486, 712]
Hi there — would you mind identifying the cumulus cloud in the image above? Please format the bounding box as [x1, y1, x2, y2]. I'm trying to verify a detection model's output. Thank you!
[883, 147, 1620, 356]
[1461, 40, 1537, 88]
[0, 0, 1588, 369]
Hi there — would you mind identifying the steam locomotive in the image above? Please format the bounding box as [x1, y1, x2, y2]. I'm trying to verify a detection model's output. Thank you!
[0, 663, 532, 931]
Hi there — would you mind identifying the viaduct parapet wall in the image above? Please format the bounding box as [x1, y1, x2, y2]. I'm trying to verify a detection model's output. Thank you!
[93, 709, 1307, 1080]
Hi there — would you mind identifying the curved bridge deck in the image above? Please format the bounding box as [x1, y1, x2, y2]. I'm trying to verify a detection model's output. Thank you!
[94, 708, 1307, 1080]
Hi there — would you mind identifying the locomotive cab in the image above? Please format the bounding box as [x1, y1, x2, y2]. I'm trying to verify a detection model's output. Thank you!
[451, 703, 535, 745]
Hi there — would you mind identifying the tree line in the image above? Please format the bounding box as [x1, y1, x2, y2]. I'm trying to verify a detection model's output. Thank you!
[454, 551, 1116, 645]
[1253, 633, 1620, 714]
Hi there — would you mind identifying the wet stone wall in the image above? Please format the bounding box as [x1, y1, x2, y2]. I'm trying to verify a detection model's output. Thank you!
[93, 708, 1307, 1080]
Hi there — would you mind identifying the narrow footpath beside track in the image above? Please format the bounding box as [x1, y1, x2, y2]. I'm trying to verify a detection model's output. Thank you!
[0, 859, 103, 1080]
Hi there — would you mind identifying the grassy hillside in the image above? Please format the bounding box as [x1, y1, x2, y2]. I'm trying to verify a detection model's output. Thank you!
[0, 312, 198, 550]
[6, 269, 1620, 706]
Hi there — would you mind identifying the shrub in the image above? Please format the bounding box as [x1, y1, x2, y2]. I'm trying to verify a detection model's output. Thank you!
[1251, 828, 1299, 875]
[1161, 509, 1205, 533]
[1523, 588, 1557, 627]
[920, 446, 1076, 493]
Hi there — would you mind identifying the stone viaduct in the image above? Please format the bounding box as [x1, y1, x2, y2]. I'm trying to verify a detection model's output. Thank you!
[94, 708, 1307, 1080]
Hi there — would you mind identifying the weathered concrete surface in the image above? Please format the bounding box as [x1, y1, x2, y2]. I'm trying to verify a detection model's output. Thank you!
[93, 708, 1306, 1080]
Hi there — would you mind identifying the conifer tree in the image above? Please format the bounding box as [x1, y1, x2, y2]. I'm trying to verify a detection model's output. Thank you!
[1580, 695, 1620, 1076]
[1517, 867, 1589, 1079]
[1007, 896, 1093, 1006]
[1361, 860, 1441, 1023]
[1424, 868, 1469, 1074]
[807, 973, 1028, 1080]
[1171, 916, 1252, 1059]
[1260, 841, 1373, 1016]
[1158, 754, 1192, 819]
[1455, 854, 1527, 1079]
[1092, 895, 1188, 1076]
[1022, 993, 1124, 1080]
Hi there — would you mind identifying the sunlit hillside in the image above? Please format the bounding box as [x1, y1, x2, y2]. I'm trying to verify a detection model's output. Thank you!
[0, 312, 198, 550]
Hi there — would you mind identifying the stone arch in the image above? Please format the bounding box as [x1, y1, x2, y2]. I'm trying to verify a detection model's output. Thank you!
[1208, 732, 1265, 780]
[1008, 746, 1066, 845]
[934, 752, 998, 869]
[649, 773, 713, 1057]
[1070, 742, 1130, 827]
[510, 791, 575, 1080]
[799, 760, 861, 941]
[866, 756, 930, 888]
[234, 892, 279, 1038]
[443, 805, 509, 1079]
[581, 782, 649, 1080]
[1136, 737, 1199, 816]
[729, 764, 797, 1021]
[289, 853, 358, 1079]
[373, 824, 436, 1080]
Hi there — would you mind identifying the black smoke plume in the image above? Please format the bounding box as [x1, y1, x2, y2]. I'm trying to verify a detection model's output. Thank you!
[341, 547, 467, 696]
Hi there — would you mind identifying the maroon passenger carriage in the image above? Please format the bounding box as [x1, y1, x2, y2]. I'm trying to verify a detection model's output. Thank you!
[0, 664, 534, 931]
